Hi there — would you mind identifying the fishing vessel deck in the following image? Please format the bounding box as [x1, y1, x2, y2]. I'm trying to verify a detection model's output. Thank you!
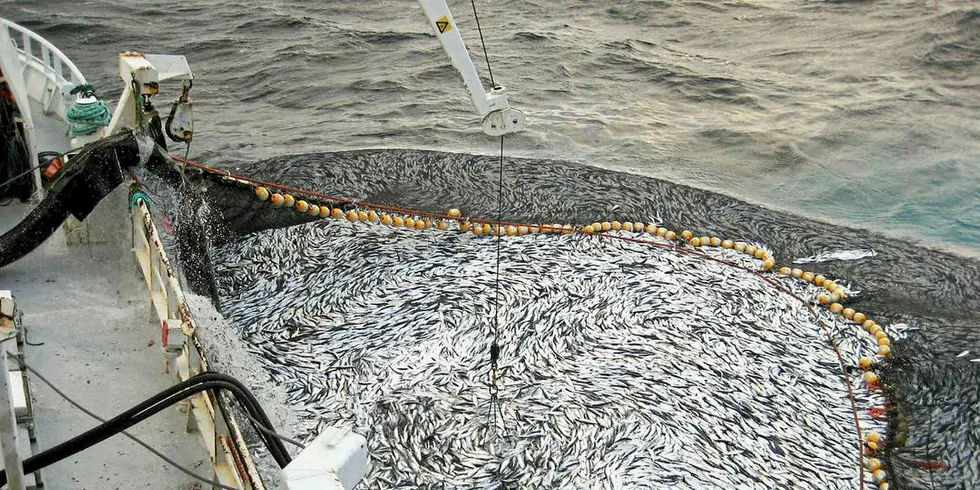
[0, 18, 229, 489]
[0, 196, 212, 489]
[2, 14, 373, 488]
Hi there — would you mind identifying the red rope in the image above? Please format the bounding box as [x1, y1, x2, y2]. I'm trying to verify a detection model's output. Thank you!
[170, 155, 868, 487]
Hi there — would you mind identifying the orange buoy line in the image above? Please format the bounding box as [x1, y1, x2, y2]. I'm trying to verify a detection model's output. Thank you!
[177, 155, 894, 488]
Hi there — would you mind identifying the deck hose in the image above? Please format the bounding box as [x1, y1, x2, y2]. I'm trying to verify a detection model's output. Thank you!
[0, 372, 291, 486]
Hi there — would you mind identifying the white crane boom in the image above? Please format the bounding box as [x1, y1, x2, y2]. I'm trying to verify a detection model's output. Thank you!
[417, 0, 526, 136]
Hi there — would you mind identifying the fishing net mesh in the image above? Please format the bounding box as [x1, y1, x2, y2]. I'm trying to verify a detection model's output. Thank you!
[135, 154, 978, 490]
[885, 333, 979, 490]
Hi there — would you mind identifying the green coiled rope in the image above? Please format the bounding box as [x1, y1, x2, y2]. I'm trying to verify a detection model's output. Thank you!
[128, 183, 151, 211]
[66, 96, 110, 137]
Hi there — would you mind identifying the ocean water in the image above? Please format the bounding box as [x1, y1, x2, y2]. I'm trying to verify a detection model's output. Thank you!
[5, 2, 980, 489]
[4, 0, 978, 255]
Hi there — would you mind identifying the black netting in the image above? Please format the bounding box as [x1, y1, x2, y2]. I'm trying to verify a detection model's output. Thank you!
[0, 78, 32, 202]
[138, 148, 979, 490]
[884, 331, 979, 490]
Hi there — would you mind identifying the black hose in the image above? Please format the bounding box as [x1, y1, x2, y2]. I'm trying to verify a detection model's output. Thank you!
[0, 373, 291, 486]
[193, 372, 292, 465]
[164, 372, 291, 466]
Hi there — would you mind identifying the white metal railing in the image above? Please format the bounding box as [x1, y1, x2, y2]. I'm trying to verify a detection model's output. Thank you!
[1, 18, 85, 117]
[0, 292, 27, 490]
[130, 198, 266, 490]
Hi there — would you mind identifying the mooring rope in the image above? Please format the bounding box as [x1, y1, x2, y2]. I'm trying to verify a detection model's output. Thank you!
[66, 99, 110, 137]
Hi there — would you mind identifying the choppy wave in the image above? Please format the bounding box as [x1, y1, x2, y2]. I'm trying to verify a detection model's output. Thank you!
[7, 0, 979, 252]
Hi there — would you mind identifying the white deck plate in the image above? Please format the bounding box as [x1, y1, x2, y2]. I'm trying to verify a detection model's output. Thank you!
[143, 54, 194, 82]
[0, 203, 28, 238]
[29, 99, 70, 154]
[8, 371, 27, 417]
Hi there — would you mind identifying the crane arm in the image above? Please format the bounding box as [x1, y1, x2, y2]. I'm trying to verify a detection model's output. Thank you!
[417, 0, 526, 136]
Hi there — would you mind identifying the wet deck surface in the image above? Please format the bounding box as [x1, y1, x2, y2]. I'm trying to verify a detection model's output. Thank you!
[0, 192, 211, 489]
[29, 99, 71, 155]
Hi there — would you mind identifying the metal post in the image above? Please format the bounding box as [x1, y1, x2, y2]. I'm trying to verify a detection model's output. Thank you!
[0, 347, 25, 490]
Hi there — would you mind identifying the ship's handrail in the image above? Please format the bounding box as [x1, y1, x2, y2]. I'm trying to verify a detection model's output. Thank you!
[130, 198, 266, 490]
[1, 18, 85, 117]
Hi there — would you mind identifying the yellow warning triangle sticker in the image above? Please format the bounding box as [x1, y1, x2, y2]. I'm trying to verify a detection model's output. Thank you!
[435, 16, 452, 34]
